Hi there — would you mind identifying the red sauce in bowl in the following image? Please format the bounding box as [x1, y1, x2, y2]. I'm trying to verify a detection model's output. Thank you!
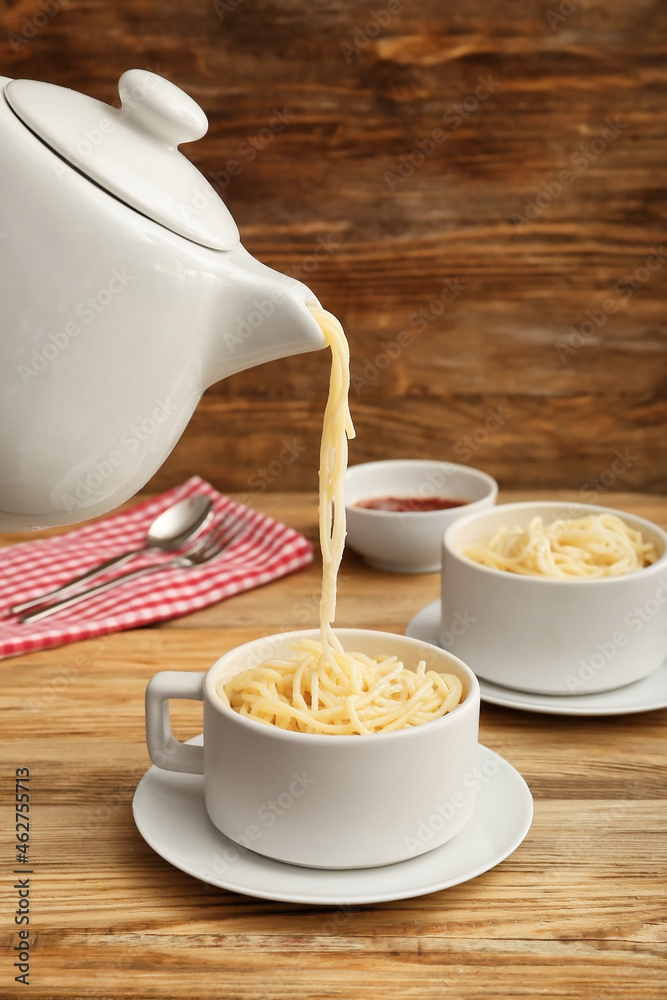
[355, 496, 468, 513]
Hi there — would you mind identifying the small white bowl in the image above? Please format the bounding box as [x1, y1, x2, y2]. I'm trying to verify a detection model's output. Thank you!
[440, 501, 667, 695]
[344, 460, 498, 573]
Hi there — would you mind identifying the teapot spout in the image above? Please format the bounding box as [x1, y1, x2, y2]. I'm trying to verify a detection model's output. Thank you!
[205, 245, 328, 387]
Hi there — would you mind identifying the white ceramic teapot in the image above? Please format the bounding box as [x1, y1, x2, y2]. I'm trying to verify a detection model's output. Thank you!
[0, 69, 328, 530]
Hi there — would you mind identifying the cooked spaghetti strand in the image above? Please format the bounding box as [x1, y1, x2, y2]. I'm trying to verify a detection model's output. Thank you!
[221, 309, 464, 733]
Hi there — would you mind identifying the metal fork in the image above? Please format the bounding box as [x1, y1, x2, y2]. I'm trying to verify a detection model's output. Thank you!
[17, 512, 248, 624]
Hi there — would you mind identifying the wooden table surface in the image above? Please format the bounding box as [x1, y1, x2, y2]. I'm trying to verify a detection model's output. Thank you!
[1, 490, 666, 999]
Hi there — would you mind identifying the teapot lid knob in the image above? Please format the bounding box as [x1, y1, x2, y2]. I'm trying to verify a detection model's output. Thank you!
[118, 70, 208, 147]
[4, 70, 239, 251]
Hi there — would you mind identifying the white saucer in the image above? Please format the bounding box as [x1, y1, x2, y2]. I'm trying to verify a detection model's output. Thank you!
[132, 739, 533, 906]
[407, 600, 667, 716]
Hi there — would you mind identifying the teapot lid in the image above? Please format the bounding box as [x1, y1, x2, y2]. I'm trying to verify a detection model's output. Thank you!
[4, 70, 240, 251]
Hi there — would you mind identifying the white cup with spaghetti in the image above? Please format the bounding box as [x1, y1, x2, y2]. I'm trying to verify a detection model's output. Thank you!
[440, 501, 667, 696]
[144, 628, 480, 869]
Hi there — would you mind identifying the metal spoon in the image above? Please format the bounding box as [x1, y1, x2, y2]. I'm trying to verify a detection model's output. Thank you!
[10, 493, 214, 615]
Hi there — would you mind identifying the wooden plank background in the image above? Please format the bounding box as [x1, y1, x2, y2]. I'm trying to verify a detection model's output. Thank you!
[1, 0, 665, 495]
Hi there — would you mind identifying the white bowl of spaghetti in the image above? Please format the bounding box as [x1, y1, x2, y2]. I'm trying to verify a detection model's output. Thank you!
[439, 501, 667, 696]
[145, 628, 480, 869]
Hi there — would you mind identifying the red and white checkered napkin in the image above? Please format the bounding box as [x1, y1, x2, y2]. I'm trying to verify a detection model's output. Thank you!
[0, 476, 313, 661]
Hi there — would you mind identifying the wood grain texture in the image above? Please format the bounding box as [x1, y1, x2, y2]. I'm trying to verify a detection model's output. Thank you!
[0, 491, 665, 999]
[1, 1, 665, 494]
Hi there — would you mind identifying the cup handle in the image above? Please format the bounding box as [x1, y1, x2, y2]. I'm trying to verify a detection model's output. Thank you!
[145, 671, 206, 774]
